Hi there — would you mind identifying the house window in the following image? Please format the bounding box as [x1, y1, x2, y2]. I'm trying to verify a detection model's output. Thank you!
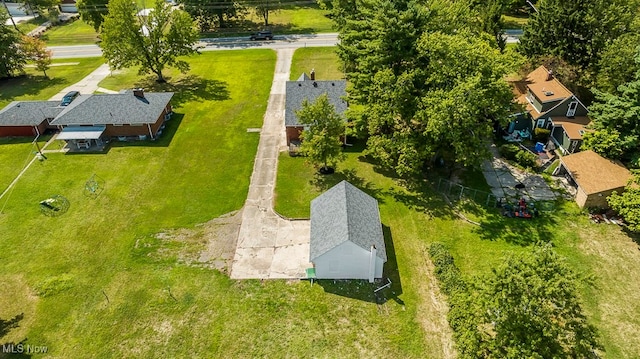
[536, 118, 546, 128]
[566, 101, 578, 117]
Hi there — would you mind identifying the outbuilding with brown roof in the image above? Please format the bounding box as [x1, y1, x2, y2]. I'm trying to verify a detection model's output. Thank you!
[558, 150, 632, 208]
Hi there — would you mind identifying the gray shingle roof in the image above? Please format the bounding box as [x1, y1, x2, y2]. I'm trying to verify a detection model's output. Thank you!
[50, 92, 173, 126]
[310, 180, 386, 261]
[0, 101, 62, 126]
[285, 76, 347, 127]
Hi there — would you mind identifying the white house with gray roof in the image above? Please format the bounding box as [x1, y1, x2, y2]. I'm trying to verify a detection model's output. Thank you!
[285, 72, 347, 146]
[310, 181, 386, 282]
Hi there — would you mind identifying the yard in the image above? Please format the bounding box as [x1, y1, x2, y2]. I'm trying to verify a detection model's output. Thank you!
[0, 50, 427, 358]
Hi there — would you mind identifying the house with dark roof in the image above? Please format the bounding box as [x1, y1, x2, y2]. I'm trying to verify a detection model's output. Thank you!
[557, 150, 632, 208]
[511, 65, 590, 154]
[285, 72, 347, 147]
[0, 101, 62, 137]
[49, 89, 173, 148]
[310, 181, 386, 282]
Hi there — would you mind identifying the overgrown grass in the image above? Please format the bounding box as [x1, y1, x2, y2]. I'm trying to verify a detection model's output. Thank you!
[289, 46, 343, 80]
[0, 57, 105, 108]
[39, 19, 99, 46]
[274, 140, 640, 358]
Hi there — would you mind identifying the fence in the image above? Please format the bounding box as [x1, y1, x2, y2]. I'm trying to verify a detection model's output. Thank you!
[436, 178, 499, 208]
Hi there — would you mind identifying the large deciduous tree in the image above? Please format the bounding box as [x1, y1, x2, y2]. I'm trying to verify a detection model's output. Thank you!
[519, 0, 635, 71]
[0, 11, 27, 79]
[583, 49, 640, 167]
[463, 244, 602, 358]
[178, 0, 246, 31]
[76, 0, 110, 32]
[296, 93, 346, 173]
[100, 0, 200, 82]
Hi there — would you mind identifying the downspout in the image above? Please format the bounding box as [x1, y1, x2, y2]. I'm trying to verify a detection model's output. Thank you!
[147, 123, 154, 140]
[368, 245, 377, 283]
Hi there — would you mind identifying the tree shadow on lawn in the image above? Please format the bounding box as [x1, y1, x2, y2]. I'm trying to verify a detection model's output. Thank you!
[131, 75, 230, 108]
[317, 225, 404, 305]
[468, 200, 558, 245]
[0, 313, 32, 359]
[311, 168, 385, 204]
[0, 75, 65, 101]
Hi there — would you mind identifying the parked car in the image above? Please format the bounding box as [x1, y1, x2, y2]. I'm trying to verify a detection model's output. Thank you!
[60, 91, 80, 106]
[250, 30, 273, 41]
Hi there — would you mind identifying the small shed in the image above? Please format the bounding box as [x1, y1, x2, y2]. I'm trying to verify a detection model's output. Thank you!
[559, 150, 632, 208]
[310, 181, 386, 282]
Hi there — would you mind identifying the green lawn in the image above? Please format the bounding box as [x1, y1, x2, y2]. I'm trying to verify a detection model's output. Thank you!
[1, 50, 430, 358]
[0, 57, 105, 108]
[274, 140, 640, 358]
[503, 14, 528, 29]
[39, 19, 100, 46]
[15, 16, 48, 34]
[290, 47, 343, 80]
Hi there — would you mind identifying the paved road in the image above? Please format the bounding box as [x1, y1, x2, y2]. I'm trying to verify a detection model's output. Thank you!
[49, 33, 340, 59]
[49, 31, 521, 59]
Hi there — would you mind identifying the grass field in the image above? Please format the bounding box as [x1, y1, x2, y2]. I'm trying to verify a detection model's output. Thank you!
[0, 57, 105, 109]
[290, 47, 343, 80]
[0, 49, 432, 358]
[40, 19, 100, 46]
[274, 141, 640, 358]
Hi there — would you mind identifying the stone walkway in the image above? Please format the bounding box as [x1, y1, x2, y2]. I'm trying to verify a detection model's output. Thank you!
[230, 49, 311, 280]
[482, 144, 558, 201]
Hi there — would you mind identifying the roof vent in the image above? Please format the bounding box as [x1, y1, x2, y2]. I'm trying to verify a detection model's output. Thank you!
[544, 91, 554, 96]
[331, 83, 335, 86]
[313, 82, 318, 88]
[298, 83, 302, 87]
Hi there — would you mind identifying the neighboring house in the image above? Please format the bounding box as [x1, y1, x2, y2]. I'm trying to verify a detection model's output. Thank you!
[49, 89, 173, 148]
[511, 65, 590, 154]
[310, 180, 387, 283]
[284, 72, 347, 147]
[0, 101, 62, 137]
[557, 150, 632, 208]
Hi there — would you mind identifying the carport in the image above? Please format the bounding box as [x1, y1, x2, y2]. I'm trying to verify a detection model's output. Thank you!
[57, 126, 106, 149]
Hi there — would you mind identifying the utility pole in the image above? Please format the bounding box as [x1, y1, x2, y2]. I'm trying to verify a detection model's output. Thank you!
[1, 0, 19, 30]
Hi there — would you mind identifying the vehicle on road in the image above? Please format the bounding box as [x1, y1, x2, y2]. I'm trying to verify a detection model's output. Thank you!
[250, 31, 273, 41]
[60, 91, 80, 106]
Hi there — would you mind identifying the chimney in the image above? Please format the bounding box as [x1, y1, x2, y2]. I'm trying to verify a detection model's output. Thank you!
[546, 70, 553, 81]
[133, 88, 145, 98]
[310, 69, 315, 81]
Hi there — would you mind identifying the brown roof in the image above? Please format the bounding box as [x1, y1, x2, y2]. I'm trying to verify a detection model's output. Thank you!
[511, 66, 573, 117]
[551, 116, 591, 140]
[561, 150, 632, 195]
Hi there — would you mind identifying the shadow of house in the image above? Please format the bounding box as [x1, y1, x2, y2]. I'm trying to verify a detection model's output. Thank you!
[317, 224, 402, 304]
[108, 113, 184, 148]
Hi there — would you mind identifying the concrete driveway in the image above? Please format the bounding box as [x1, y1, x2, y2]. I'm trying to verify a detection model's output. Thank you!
[230, 48, 311, 279]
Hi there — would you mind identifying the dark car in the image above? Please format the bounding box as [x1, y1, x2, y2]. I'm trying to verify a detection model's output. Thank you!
[60, 91, 80, 106]
[250, 30, 273, 41]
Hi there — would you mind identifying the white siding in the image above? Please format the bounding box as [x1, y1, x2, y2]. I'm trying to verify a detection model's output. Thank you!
[314, 241, 384, 280]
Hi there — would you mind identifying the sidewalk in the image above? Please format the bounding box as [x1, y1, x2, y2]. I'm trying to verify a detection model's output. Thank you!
[230, 48, 311, 279]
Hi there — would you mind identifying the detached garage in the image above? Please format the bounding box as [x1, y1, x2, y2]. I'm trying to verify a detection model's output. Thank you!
[310, 181, 386, 283]
[558, 150, 632, 208]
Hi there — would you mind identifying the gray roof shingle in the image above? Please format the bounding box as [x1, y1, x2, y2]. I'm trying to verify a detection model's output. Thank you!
[50, 92, 173, 126]
[0, 101, 63, 126]
[285, 76, 347, 127]
[310, 180, 386, 261]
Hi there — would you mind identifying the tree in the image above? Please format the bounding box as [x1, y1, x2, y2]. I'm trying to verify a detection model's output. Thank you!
[22, 0, 61, 18]
[295, 93, 346, 173]
[0, 10, 27, 79]
[519, 0, 635, 71]
[178, 0, 246, 31]
[583, 53, 640, 167]
[100, 0, 201, 83]
[608, 173, 640, 232]
[21, 35, 52, 77]
[597, 34, 640, 93]
[254, 0, 280, 27]
[76, 0, 110, 32]
[461, 244, 601, 358]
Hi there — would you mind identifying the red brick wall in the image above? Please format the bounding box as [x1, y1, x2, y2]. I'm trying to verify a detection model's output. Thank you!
[103, 110, 167, 138]
[0, 126, 36, 137]
[286, 126, 303, 145]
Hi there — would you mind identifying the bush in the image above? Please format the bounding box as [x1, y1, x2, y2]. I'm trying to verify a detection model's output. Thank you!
[499, 144, 520, 160]
[515, 150, 538, 168]
[428, 243, 467, 296]
[534, 127, 550, 142]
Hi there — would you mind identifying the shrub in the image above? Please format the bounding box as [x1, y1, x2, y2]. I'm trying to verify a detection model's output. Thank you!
[534, 127, 551, 142]
[515, 150, 538, 168]
[428, 243, 467, 296]
[498, 144, 520, 161]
